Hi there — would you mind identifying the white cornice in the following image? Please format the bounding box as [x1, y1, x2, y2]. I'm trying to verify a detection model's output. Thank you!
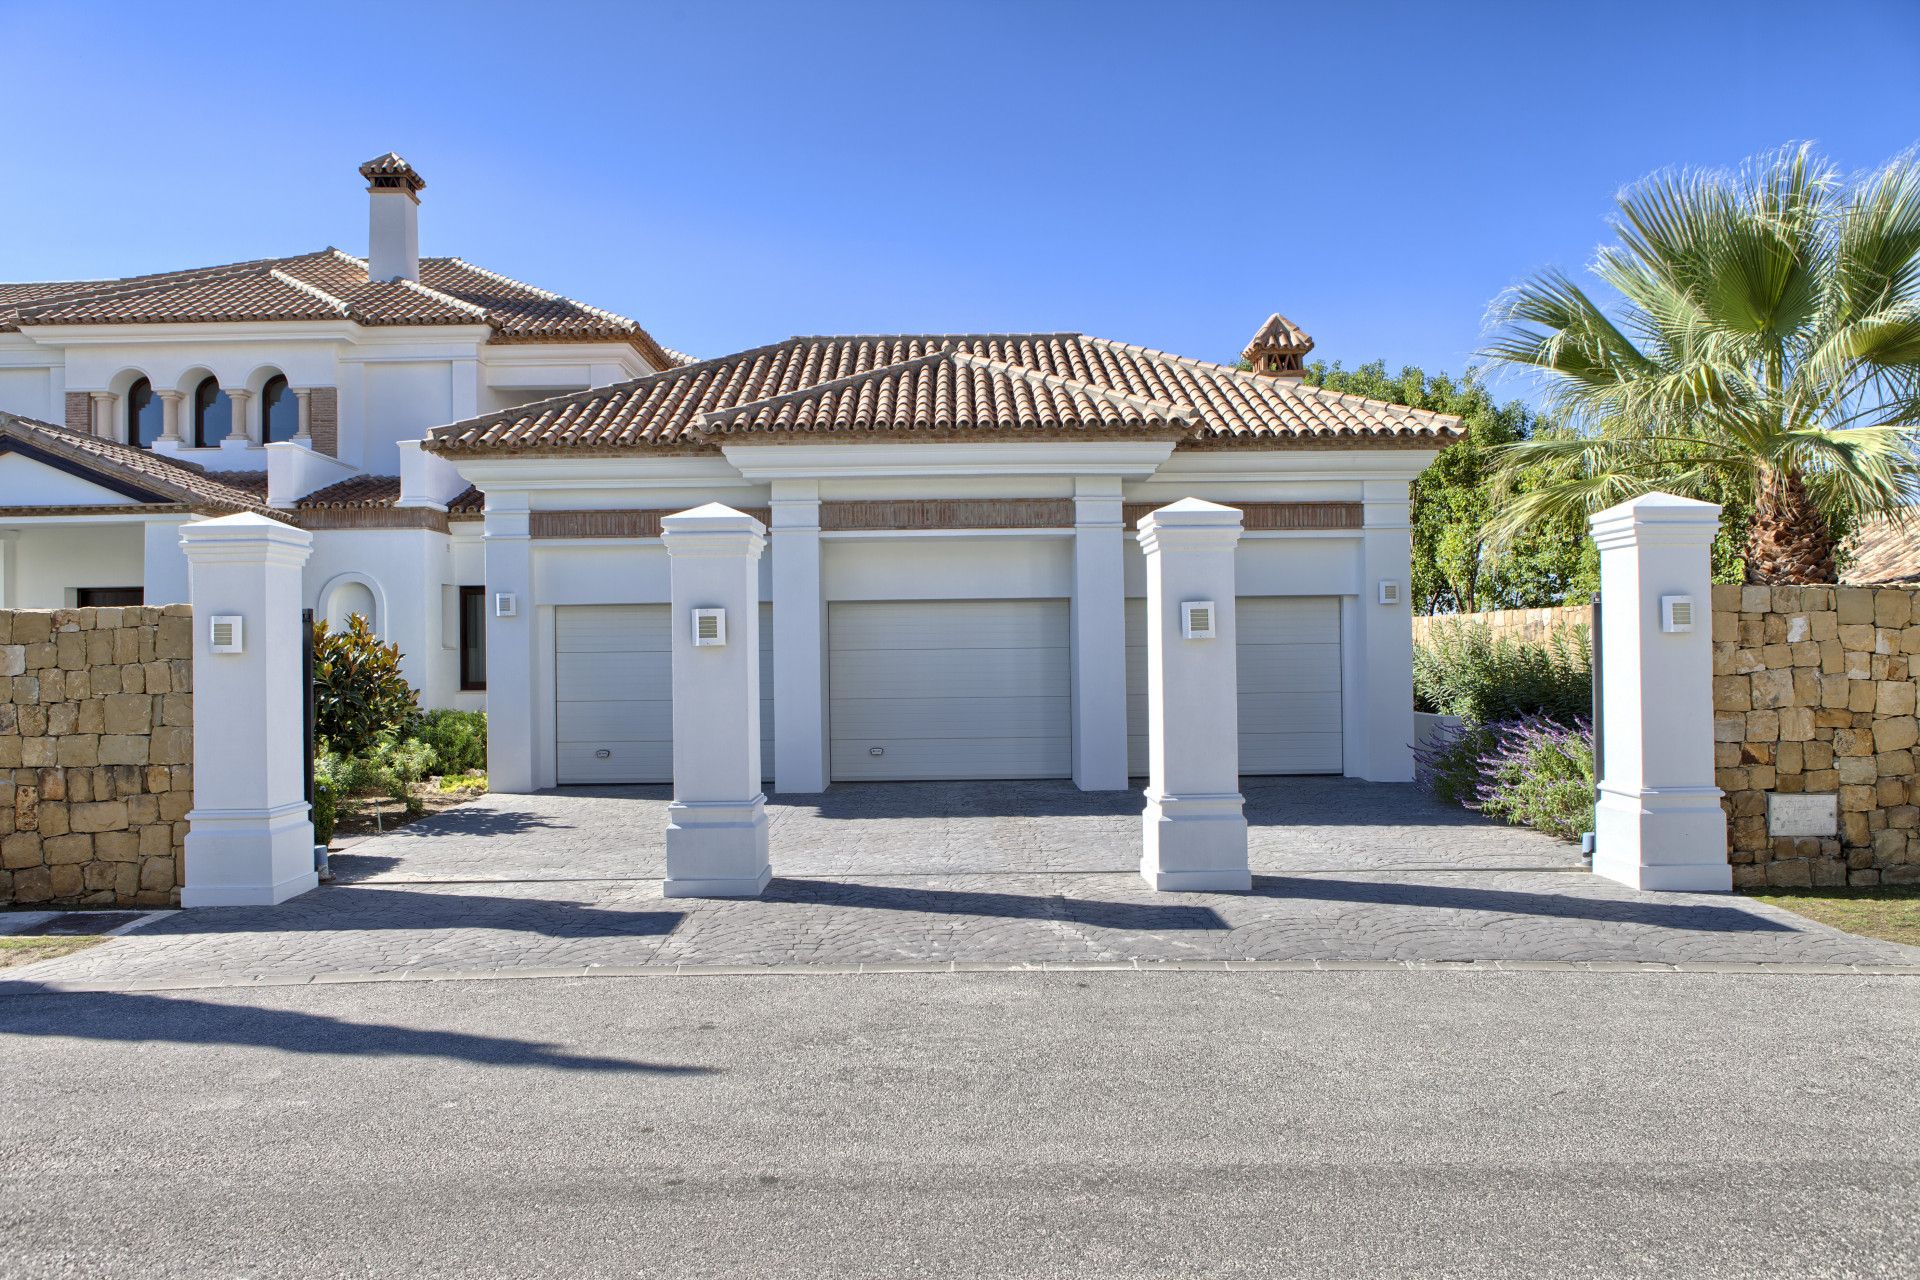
[721, 440, 1177, 481]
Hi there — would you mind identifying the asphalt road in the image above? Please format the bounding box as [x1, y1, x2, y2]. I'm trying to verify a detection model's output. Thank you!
[1, 971, 1915, 1279]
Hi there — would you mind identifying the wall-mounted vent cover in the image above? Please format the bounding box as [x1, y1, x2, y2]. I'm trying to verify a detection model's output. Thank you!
[1661, 595, 1695, 634]
[1378, 580, 1402, 606]
[494, 592, 518, 618]
[209, 615, 244, 654]
[1181, 600, 1216, 640]
[692, 607, 727, 647]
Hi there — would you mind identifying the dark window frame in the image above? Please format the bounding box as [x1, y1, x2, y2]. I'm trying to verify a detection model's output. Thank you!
[125, 377, 163, 449]
[458, 585, 487, 691]
[76, 587, 143, 607]
[261, 374, 297, 444]
[192, 376, 230, 448]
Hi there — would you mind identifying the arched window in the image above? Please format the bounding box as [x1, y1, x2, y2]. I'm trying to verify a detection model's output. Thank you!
[125, 378, 164, 448]
[261, 375, 298, 444]
[192, 377, 231, 448]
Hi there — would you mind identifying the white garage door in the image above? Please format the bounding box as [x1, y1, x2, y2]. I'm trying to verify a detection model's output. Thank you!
[829, 599, 1071, 781]
[555, 603, 773, 784]
[1126, 596, 1343, 776]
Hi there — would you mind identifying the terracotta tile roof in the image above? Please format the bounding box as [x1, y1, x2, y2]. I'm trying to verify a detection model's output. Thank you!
[0, 249, 674, 366]
[0, 412, 274, 514]
[1844, 513, 1920, 585]
[296, 475, 403, 509]
[447, 485, 485, 515]
[426, 333, 1464, 454]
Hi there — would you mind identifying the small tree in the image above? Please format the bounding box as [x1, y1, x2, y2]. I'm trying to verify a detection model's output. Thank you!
[312, 614, 419, 758]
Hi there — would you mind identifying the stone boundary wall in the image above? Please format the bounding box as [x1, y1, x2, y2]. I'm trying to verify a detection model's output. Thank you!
[1713, 584, 1920, 888]
[1412, 604, 1591, 648]
[0, 607, 193, 908]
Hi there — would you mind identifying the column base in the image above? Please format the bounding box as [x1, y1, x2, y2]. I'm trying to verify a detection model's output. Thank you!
[1140, 790, 1250, 892]
[181, 803, 317, 907]
[664, 795, 771, 898]
[1592, 784, 1731, 893]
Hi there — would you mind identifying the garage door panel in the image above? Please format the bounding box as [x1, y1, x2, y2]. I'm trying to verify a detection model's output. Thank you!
[830, 736, 1072, 782]
[828, 648, 1069, 700]
[829, 600, 1070, 781]
[1125, 596, 1343, 777]
[831, 695, 1071, 739]
[556, 603, 772, 785]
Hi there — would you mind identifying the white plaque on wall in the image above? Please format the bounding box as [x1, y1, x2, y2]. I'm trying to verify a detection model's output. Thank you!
[1767, 793, 1838, 838]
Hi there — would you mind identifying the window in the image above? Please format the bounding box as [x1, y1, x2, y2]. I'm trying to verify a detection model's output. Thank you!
[124, 378, 164, 448]
[193, 377, 231, 448]
[459, 586, 487, 690]
[76, 587, 143, 607]
[261, 375, 298, 444]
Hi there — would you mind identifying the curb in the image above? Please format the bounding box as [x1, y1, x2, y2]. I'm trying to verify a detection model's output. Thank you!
[3, 957, 1918, 996]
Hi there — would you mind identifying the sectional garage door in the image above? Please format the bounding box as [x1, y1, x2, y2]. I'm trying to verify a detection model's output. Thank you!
[828, 599, 1071, 781]
[555, 604, 773, 784]
[1126, 596, 1343, 776]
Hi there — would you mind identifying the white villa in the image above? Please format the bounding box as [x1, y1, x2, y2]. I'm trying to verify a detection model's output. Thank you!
[0, 153, 1462, 795]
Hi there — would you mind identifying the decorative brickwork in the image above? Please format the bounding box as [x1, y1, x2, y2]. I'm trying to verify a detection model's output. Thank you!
[308, 386, 338, 457]
[1712, 584, 1920, 888]
[0, 607, 193, 908]
[64, 391, 91, 433]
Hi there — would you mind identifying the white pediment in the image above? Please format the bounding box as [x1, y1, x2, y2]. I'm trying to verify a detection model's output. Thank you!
[0, 451, 143, 507]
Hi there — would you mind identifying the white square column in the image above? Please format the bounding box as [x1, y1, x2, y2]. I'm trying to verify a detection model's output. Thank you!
[481, 493, 536, 794]
[1351, 479, 1415, 781]
[770, 480, 829, 794]
[1137, 498, 1250, 892]
[1072, 477, 1130, 791]
[179, 514, 316, 907]
[1589, 493, 1730, 892]
[662, 503, 772, 898]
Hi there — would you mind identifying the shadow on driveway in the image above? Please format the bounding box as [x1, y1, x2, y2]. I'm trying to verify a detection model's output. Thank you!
[1252, 876, 1798, 933]
[0, 985, 713, 1074]
[764, 878, 1228, 930]
[121, 888, 686, 940]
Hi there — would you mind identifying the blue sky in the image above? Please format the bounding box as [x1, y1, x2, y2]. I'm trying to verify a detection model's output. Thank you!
[3, 0, 1917, 391]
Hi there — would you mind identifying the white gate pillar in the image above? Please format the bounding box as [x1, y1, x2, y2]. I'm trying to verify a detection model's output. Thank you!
[770, 479, 829, 794]
[1589, 493, 1730, 892]
[662, 503, 771, 898]
[179, 513, 315, 907]
[1072, 477, 1130, 791]
[1137, 498, 1250, 892]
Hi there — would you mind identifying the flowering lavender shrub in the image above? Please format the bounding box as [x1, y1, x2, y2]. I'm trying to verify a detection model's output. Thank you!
[1471, 716, 1594, 841]
[1415, 715, 1594, 841]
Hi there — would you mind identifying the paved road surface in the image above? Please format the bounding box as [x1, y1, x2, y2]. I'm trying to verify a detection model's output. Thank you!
[3, 971, 1915, 1278]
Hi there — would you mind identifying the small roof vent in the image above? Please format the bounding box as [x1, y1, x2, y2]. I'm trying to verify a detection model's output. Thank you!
[359, 152, 426, 199]
[1242, 311, 1315, 380]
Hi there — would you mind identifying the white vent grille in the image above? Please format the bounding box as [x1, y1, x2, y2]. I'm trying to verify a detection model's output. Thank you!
[494, 592, 518, 618]
[1661, 595, 1695, 633]
[209, 615, 244, 654]
[1181, 600, 1216, 640]
[692, 607, 728, 647]
[1378, 580, 1402, 606]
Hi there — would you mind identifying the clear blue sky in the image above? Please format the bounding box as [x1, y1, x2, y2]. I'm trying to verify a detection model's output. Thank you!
[4, 0, 1917, 389]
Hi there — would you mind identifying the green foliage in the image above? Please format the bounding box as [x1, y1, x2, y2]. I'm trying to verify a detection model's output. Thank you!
[1473, 719, 1596, 842]
[413, 709, 488, 777]
[1419, 722, 1496, 807]
[1481, 144, 1920, 581]
[312, 614, 419, 759]
[329, 737, 435, 817]
[1412, 619, 1592, 724]
[311, 755, 339, 847]
[1301, 359, 1598, 611]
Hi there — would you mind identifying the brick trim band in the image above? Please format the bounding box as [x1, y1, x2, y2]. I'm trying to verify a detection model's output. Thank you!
[1122, 501, 1363, 531]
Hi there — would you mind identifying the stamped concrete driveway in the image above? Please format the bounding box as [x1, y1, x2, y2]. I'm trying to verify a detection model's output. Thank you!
[328, 778, 1582, 884]
[10, 778, 1920, 991]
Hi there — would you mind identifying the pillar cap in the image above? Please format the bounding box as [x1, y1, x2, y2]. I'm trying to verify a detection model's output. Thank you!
[1136, 497, 1243, 530]
[662, 502, 766, 537]
[179, 512, 313, 565]
[1589, 492, 1722, 551]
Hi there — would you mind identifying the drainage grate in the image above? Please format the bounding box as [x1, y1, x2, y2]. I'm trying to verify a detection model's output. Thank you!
[13, 912, 146, 937]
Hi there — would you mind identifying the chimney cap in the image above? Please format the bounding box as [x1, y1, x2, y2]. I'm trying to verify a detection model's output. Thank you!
[359, 152, 426, 198]
[1242, 312, 1314, 361]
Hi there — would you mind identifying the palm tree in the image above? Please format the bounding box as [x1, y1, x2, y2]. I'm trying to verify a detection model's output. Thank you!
[1481, 145, 1920, 583]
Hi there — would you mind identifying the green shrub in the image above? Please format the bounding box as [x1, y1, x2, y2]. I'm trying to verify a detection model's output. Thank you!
[1413, 619, 1591, 725]
[1473, 717, 1595, 841]
[313, 614, 420, 759]
[1415, 722, 1497, 807]
[312, 753, 340, 847]
[414, 709, 487, 776]
[331, 736, 435, 817]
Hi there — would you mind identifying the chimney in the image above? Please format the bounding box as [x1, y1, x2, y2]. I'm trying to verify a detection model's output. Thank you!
[359, 152, 425, 282]
[1242, 312, 1314, 380]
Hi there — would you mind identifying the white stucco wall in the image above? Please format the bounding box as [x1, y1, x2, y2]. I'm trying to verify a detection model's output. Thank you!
[0, 522, 145, 607]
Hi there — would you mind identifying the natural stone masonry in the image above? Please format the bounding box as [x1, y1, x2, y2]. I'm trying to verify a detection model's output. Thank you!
[0, 606, 193, 908]
[1411, 604, 1589, 648]
[1713, 583, 1920, 888]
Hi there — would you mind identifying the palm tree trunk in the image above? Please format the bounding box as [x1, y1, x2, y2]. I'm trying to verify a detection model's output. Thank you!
[1745, 466, 1838, 584]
